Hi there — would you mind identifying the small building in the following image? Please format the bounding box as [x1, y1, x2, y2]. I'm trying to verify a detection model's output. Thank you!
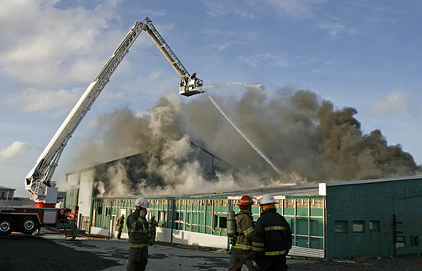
[63, 171, 422, 259]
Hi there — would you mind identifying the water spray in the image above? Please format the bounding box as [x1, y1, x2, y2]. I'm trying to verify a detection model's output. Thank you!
[206, 93, 281, 174]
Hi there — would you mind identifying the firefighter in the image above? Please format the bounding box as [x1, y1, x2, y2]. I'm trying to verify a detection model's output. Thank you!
[148, 214, 158, 243]
[228, 195, 255, 271]
[127, 197, 153, 271]
[252, 194, 292, 271]
[116, 214, 125, 239]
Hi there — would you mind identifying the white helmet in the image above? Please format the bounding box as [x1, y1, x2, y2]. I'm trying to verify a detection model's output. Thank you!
[134, 197, 151, 208]
[259, 194, 277, 205]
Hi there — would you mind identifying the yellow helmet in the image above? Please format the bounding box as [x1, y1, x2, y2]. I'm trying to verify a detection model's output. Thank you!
[151, 215, 155, 219]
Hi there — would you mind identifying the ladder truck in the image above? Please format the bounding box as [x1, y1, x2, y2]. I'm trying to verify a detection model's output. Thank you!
[0, 17, 204, 236]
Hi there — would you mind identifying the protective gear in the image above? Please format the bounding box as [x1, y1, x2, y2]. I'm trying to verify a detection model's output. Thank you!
[252, 208, 292, 271]
[259, 194, 277, 205]
[134, 197, 151, 208]
[148, 216, 158, 243]
[116, 215, 125, 239]
[238, 195, 254, 206]
[127, 208, 151, 270]
[228, 206, 254, 270]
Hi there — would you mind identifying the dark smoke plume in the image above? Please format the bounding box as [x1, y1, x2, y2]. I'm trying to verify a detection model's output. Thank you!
[71, 87, 419, 197]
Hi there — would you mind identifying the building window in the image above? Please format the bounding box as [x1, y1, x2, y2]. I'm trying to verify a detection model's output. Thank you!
[396, 236, 405, 248]
[159, 211, 166, 223]
[105, 207, 111, 216]
[335, 220, 348, 233]
[411, 236, 419, 246]
[219, 216, 227, 229]
[353, 221, 364, 233]
[98, 206, 103, 215]
[369, 221, 380, 233]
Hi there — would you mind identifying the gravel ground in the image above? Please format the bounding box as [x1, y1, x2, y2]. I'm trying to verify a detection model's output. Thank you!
[287, 254, 422, 271]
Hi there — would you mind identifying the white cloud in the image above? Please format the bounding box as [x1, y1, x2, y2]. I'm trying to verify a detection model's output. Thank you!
[202, 0, 325, 21]
[7, 87, 83, 117]
[264, 0, 326, 21]
[370, 89, 413, 116]
[0, 0, 121, 87]
[238, 52, 290, 68]
[317, 22, 345, 39]
[0, 141, 31, 164]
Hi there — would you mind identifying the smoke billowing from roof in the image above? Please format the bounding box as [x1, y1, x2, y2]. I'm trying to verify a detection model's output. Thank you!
[73, 86, 419, 197]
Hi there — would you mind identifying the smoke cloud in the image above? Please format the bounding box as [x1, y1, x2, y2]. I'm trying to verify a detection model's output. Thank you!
[72, 86, 419, 197]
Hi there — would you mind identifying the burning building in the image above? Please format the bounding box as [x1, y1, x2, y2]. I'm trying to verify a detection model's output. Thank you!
[62, 87, 421, 259]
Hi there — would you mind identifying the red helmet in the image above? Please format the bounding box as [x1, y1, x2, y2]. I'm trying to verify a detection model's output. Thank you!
[238, 195, 254, 206]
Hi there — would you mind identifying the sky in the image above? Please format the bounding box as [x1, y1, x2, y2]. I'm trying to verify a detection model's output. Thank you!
[0, 0, 421, 197]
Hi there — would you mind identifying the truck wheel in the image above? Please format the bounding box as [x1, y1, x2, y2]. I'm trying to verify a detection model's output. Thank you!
[0, 217, 15, 236]
[19, 216, 39, 235]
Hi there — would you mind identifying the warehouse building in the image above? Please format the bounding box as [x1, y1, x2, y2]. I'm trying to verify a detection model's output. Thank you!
[63, 155, 422, 260]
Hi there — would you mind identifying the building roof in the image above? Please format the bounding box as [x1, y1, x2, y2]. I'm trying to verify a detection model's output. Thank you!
[0, 185, 15, 191]
[162, 183, 321, 199]
[326, 174, 422, 187]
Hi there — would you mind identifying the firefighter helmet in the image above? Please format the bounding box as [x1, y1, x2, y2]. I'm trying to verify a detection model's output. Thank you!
[259, 194, 277, 205]
[133, 197, 150, 208]
[238, 195, 254, 206]
[151, 215, 155, 219]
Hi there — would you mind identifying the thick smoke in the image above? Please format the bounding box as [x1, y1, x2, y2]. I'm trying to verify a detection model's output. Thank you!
[73, 86, 419, 197]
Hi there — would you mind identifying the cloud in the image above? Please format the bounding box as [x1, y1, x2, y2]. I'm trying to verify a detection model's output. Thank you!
[202, 0, 325, 21]
[238, 52, 290, 68]
[0, 141, 31, 164]
[317, 22, 345, 39]
[264, 0, 326, 21]
[7, 87, 83, 117]
[370, 90, 412, 116]
[0, 0, 121, 87]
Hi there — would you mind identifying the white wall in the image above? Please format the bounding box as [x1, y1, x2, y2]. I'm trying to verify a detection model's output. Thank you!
[78, 170, 94, 218]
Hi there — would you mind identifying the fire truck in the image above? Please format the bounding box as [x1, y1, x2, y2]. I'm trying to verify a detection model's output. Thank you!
[0, 17, 203, 236]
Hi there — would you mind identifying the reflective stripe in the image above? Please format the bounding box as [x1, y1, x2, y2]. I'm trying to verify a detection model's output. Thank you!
[264, 226, 288, 231]
[234, 244, 252, 250]
[129, 243, 149, 248]
[252, 247, 264, 252]
[252, 242, 264, 247]
[265, 250, 287, 256]
[128, 229, 149, 233]
[244, 227, 254, 235]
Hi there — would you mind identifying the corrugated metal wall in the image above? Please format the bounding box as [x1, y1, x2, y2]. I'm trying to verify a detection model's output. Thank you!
[325, 177, 422, 259]
[88, 195, 326, 258]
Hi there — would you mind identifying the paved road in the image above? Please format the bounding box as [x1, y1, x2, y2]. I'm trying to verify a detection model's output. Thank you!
[1, 229, 312, 271]
[3, 229, 421, 270]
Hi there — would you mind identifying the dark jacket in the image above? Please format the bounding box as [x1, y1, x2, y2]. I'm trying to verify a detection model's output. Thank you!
[252, 208, 292, 262]
[127, 209, 151, 249]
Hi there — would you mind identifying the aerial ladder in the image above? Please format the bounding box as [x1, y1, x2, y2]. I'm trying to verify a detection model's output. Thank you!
[0, 17, 203, 236]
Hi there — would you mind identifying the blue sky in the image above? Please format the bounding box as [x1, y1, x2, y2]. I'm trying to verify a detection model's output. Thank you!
[1, 0, 421, 197]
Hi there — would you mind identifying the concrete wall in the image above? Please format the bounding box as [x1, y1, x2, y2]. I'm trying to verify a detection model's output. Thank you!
[325, 176, 422, 259]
